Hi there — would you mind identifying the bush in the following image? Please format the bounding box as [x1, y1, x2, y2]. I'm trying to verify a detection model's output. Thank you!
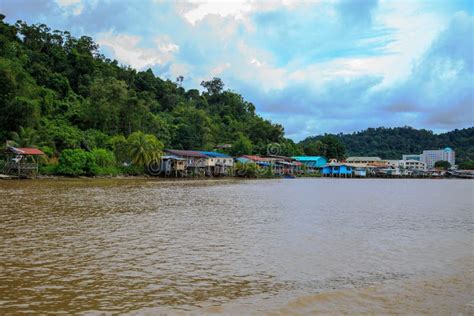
[91, 148, 115, 168]
[235, 162, 260, 178]
[458, 160, 474, 170]
[39, 163, 57, 175]
[56, 148, 93, 176]
[120, 164, 145, 176]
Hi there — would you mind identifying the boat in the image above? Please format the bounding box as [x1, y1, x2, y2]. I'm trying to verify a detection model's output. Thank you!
[283, 174, 296, 179]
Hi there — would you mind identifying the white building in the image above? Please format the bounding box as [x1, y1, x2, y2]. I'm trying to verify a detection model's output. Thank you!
[422, 147, 455, 169]
[346, 157, 382, 164]
[400, 159, 426, 171]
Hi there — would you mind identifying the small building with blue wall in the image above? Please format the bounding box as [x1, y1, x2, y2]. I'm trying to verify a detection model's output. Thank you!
[322, 163, 353, 177]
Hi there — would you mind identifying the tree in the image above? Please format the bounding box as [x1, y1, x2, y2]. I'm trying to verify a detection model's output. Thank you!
[201, 77, 224, 95]
[301, 135, 345, 160]
[127, 131, 163, 166]
[321, 135, 345, 160]
[434, 160, 451, 170]
[230, 134, 253, 156]
[458, 160, 474, 170]
[302, 140, 327, 156]
[10, 126, 39, 147]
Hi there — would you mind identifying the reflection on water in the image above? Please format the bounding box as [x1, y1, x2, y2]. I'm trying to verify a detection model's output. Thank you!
[0, 178, 472, 314]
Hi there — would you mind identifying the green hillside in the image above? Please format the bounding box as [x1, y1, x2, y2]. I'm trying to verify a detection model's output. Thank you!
[299, 126, 474, 163]
[0, 16, 300, 159]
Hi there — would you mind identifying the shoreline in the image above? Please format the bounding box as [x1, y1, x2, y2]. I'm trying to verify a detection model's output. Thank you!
[0, 174, 470, 181]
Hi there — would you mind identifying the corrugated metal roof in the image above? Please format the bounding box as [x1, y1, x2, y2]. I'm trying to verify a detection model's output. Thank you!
[241, 155, 267, 161]
[198, 151, 231, 158]
[165, 149, 208, 158]
[235, 157, 250, 164]
[8, 147, 45, 155]
[292, 156, 325, 161]
[346, 157, 382, 162]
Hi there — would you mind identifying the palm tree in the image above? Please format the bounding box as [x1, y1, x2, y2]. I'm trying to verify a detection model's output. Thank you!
[127, 131, 163, 166]
[10, 127, 40, 147]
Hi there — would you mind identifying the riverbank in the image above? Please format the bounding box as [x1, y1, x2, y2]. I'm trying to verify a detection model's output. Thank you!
[1, 172, 471, 181]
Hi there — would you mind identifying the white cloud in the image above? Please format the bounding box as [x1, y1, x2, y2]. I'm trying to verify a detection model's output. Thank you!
[97, 33, 179, 70]
[183, 1, 253, 25]
[55, 0, 84, 15]
[210, 62, 231, 77]
[179, 0, 301, 27]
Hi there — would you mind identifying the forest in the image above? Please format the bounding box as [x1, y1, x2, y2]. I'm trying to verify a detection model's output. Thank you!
[0, 15, 472, 176]
[0, 16, 302, 175]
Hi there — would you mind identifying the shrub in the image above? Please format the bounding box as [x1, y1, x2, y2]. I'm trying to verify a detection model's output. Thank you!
[39, 163, 57, 175]
[458, 160, 474, 170]
[56, 149, 96, 176]
[235, 161, 260, 178]
[120, 164, 145, 176]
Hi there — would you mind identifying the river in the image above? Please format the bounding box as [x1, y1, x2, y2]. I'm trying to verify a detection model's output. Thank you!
[0, 178, 472, 314]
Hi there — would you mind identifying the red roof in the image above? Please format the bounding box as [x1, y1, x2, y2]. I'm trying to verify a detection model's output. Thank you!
[242, 155, 267, 162]
[8, 147, 45, 155]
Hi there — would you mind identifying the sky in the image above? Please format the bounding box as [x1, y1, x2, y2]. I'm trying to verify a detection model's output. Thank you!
[1, 0, 473, 141]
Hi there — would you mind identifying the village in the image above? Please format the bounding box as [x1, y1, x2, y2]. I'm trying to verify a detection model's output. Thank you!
[3, 145, 473, 179]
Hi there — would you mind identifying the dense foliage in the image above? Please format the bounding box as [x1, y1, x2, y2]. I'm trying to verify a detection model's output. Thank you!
[458, 161, 474, 170]
[300, 127, 474, 163]
[0, 16, 294, 172]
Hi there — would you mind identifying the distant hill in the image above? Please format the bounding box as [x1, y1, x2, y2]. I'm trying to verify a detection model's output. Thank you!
[299, 126, 474, 163]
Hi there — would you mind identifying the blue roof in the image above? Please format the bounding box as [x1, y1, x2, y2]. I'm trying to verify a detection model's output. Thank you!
[292, 156, 327, 168]
[198, 151, 231, 158]
[444, 147, 453, 152]
[292, 156, 326, 161]
[235, 157, 250, 164]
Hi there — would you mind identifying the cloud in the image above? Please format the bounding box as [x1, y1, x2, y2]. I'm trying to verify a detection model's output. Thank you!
[55, 0, 84, 15]
[182, 1, 253, 25]
[1, 0, 472, 140]
[97, 33, 179, 70]
[380, 12, 474, 129]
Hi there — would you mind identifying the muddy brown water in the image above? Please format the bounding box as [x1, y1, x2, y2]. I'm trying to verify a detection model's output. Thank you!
[0, 178, 472, 314]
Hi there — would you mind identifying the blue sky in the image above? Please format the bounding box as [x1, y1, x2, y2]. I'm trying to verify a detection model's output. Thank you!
[1, 0, 473, 140]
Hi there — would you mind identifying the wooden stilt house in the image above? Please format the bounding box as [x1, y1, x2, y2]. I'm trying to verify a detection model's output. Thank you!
[3, 147, 45, 178]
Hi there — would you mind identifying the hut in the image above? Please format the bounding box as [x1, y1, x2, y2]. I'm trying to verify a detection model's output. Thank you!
[159, 155, 186, 177]
[197, 151, 234, 176]
[164, 149, 209, 176]
[3, 147, 45, 178]
[322, 161, 353, 177]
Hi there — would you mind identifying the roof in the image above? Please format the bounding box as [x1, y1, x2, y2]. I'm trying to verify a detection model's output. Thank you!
[165, 149, 208, 158]
[197, 151, 231, 158]
[7, 147, 45, 155]
[346, 156, 382, 162]
[292, 156, 327, 168]
[265, 154, 293, 162]
[235, 157, 251, 164]
[161, 155, 186, 160]
[323, 162, 352, 167]
[241, 155, 267, 162]
[292, 156, 326, 162]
